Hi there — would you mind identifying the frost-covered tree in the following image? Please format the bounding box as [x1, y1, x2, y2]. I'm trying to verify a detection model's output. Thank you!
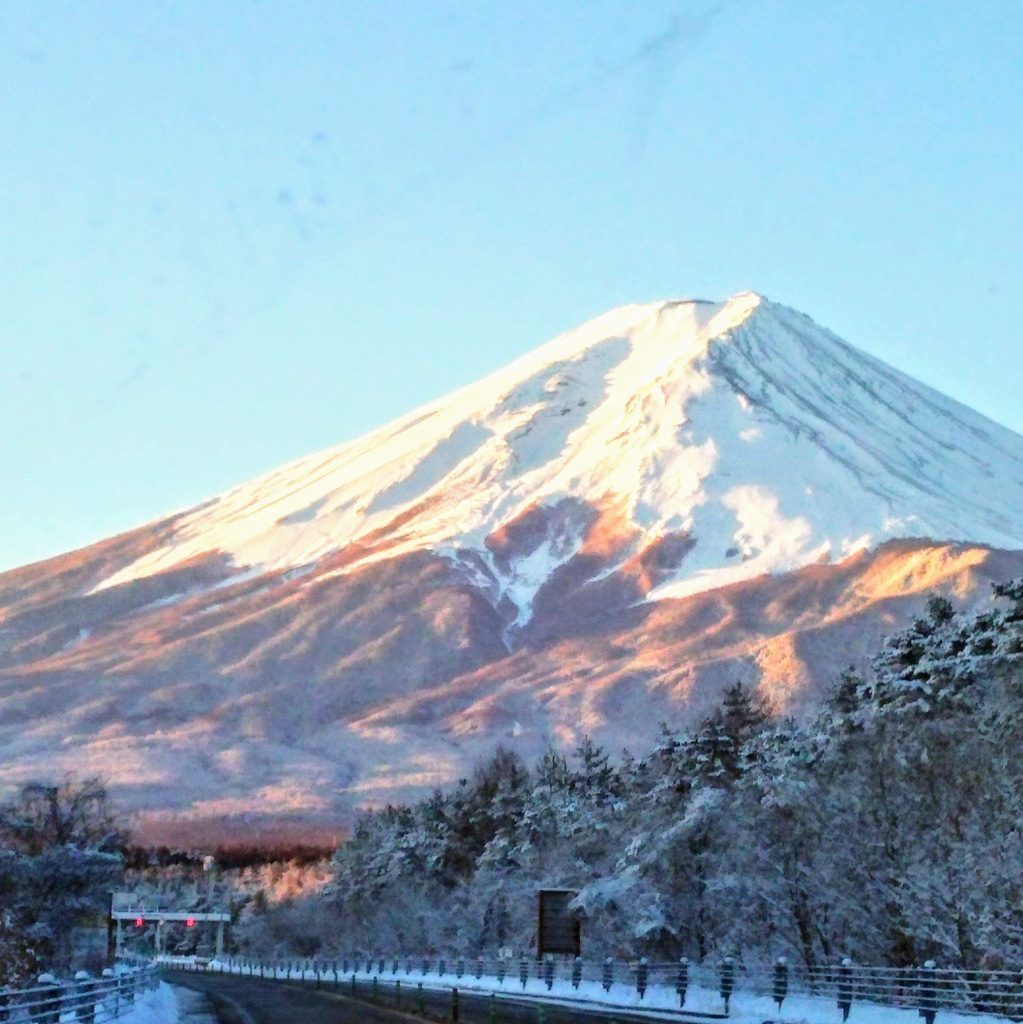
[0, 778, 128, 856]
[468, 740, 628, 954]
[717, 582, 1023, 968]
[302, 581, 1023, 969]
[0, 776, 127, 971]
[837, 585, 1023, 966]
[321, 748, 533, 954]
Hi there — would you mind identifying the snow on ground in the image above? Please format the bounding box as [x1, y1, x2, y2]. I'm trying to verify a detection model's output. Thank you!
[91, 293, 1023, 627]
[188, 959, 1008, 1024]
[125, 983, 180, 1024]
[62, 982, 180, 1024]
[169, 985, 217, 1024]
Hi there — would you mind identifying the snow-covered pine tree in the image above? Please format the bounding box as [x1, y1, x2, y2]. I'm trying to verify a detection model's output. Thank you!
[0, 777, 127, 970]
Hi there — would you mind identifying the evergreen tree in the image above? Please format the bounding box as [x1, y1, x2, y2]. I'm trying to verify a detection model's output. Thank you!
[0, 776, 127, 970]
[315, 579, 1023, 968]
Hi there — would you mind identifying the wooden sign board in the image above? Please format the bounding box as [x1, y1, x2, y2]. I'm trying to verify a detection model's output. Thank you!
[537, 889, 580, 956]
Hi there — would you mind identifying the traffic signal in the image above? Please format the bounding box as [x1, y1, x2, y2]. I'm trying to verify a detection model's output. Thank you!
[186, 918, 196, 928]
[135, 917, 144, 927]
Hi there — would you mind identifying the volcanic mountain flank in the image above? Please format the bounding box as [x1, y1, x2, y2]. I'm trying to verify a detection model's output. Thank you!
[2, 292, 1022, 839]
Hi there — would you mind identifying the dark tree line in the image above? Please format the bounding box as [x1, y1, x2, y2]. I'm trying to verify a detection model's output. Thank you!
[123, 842, 336, 872]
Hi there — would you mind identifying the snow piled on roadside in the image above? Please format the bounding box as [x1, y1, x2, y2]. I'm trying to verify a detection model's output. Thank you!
[196, 959, 1007, 1024]
[78, 982, 179, 1024]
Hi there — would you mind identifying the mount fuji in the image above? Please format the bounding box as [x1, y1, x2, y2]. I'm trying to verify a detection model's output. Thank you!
[2, 292, 1022, 841]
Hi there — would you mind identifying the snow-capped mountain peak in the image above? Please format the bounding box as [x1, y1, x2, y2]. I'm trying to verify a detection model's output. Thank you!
[8, 290, 1023, 831]
[92, 292, 1023, 631]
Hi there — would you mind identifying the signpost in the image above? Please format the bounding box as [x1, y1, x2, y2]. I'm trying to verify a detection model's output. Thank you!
[111, 893, 230, 957]
[537, 890, 580, 957]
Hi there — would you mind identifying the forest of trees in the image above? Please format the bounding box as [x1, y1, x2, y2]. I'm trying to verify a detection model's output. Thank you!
[6, 581, 1023, 978]
[0, 777, 129, 983]
[245, 580, 1023, 971]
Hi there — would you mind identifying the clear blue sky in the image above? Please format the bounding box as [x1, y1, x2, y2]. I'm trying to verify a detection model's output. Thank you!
[2, 0, 1021, 572]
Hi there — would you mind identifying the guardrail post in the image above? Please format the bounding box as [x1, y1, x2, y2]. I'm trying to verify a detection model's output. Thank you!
[720, 956, 735, 1015]
[417, 982, 425, 1015]
[773, 957, 788, 1010]
[677, 957, 689, 1006]
[919, 960, 939, 1024]
[537, 1004, 547, 1024]
[103, 966, 119, 1018]
[396, 980, 402, 1009]
[572, 956, 582, 990]
[36, 973, 62, 1024]
[75, 970, 97, 1024]
[451, 987, 459, 1023]
[489, 993, 497, 1024]
[837, 958, 854, 1021]
[637, 957, 648, 999]
[351, 974, 357, 998]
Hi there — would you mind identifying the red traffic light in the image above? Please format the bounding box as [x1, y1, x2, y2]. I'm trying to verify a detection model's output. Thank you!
[185, 918, 196, 928]
[135, 917, 144, 927]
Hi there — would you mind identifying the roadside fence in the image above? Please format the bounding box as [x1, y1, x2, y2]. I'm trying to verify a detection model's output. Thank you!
[166, 954, 1023, 1020]
[0, 963, 159, 1024]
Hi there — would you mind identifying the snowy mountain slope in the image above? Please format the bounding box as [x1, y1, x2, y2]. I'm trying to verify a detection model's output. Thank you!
[2, 537, 1021, 841]
[3, 291, 1023, 836]
[91, 292, 1023, 629]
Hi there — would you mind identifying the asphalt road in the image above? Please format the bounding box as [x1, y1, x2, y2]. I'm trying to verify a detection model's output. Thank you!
[165, 969, 699, 1024]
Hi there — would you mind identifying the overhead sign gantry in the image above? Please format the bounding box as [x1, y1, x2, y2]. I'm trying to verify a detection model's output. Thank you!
[111, 893, 231, 957]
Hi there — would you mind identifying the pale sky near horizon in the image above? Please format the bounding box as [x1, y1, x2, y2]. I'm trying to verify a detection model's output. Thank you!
[2, 1, 1021, 572]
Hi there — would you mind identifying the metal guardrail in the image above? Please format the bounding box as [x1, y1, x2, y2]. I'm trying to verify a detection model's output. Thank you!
[787, 963, 1023, 1019]
[0, 963, 159, 1024]
[167, 954, 1023, 1019]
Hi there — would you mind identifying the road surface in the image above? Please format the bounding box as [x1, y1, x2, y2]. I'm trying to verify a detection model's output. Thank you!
[166, 969, 700, 1024]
